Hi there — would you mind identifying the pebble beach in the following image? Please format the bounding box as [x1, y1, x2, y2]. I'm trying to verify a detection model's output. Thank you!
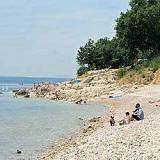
[40, 85, 160, 160]
[14, 69, 160, 160]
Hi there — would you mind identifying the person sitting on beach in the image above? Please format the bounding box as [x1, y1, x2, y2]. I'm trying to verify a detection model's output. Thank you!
[109, 116, 115, 126]
[119, 112, 131, 125]
[131, 103, 144, 121]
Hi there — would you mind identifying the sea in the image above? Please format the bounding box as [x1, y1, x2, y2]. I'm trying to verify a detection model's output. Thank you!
[0, 76, 107, 160]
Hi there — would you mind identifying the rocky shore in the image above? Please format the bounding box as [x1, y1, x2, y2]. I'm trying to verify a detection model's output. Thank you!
[13, 69, 146, 102]
[40, 85, 160, 160]
[12, 69, 160, 160]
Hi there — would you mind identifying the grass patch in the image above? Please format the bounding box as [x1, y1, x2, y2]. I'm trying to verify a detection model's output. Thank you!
[117, 68, 127, 78]
[118, 56, 160, 84]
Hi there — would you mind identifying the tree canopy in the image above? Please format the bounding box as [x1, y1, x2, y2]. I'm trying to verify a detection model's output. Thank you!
[77, 0, 160, 75]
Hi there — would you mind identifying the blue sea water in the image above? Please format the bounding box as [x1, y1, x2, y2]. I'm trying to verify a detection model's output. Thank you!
[0, 76, 70, 92]
[0, 77, 107, 160]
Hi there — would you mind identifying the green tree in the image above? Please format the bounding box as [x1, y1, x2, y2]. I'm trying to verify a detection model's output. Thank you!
[77, 39, 96, 70]
[94, 38, 114, 69]
[76, 0, 160, 75]
[77, 38, 118, 71]
[116, 0, 160, 63]
[130, 0, 147, 9]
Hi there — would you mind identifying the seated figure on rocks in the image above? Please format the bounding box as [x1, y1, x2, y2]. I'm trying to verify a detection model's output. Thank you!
[131, 103, 144, 121]
[119, 112, 131, 125]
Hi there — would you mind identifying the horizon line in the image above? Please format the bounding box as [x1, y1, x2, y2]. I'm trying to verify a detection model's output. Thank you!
[0, 75, 73, 79]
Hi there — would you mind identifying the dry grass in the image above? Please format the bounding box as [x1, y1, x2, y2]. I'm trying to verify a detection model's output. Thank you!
[118, 68, 155, 85]
[152, 69, 160, 84]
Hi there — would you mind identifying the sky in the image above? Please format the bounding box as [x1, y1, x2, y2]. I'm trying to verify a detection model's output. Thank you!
[0, 0, 129, 78]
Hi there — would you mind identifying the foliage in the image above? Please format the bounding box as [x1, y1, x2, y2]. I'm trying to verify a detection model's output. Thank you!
[77, 38, 117, 70]
[77, 39, 95, 70]
[116, 0, 160, 63]
[77, 66, 90, 76]
[76, 0, 160, 75]
[117, 68, 127, 78]
[144, 56, 160, 72]
[119, 56, 160, 79]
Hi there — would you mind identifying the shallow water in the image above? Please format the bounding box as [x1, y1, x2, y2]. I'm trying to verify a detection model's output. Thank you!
[0, 93, 106, 160]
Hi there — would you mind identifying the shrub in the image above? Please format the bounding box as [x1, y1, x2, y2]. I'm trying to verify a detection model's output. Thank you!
[77, 66, 90, 76]
[117, 68, 127, 78]
[148, 57, 160, 72]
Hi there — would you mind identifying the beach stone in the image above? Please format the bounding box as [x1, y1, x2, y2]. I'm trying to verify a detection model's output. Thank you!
[89, 117, 101, 123]
[17, 150, 22, 154]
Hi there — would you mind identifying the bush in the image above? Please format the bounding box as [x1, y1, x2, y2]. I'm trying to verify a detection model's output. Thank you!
[131, 56, 160, 74]
[118, 56, 160, 80]
[117, 68, 127, 78]
[148, 57, 160, 72]
[77, 66, 90, 76]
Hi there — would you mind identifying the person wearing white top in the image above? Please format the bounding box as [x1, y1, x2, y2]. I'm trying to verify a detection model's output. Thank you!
[132, 103, 144, 121]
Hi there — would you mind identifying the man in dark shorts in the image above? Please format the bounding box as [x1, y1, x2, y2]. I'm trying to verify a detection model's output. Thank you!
[132, 103, 144, 121]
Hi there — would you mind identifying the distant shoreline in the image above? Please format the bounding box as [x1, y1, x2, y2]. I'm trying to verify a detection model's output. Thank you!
[0, 76, 71, 85]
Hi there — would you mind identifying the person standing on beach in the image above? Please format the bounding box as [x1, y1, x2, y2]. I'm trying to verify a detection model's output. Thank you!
[132, 103, 144, 121]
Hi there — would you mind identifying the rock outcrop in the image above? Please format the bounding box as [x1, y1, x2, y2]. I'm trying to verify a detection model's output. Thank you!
[12, 69, 146, 102]
[15, 89, 29, 96]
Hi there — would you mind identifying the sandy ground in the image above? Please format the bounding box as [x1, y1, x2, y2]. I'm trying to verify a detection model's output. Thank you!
[40, 85, 160, 160]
